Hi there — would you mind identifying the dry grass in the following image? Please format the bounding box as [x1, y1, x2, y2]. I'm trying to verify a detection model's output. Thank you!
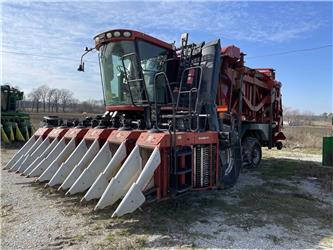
[282, 124, 331, 153]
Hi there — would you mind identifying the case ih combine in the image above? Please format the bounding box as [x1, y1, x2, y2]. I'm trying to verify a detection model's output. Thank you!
[4, 29, 285, 217]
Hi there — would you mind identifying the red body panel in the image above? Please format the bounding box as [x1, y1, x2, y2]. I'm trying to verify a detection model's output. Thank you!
[108, 130, 143, 144]
[47, 128, 69, 139]
[94, 29, 173, 50]
[33, 127, 53, 139]
[106, 105, 144, 112]
[218, 45, 284, 143]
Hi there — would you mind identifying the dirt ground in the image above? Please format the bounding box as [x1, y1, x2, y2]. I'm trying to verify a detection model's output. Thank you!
[1, 147, 332, 249]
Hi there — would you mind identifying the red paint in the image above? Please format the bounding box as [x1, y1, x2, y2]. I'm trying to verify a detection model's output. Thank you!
[106, 105, 144, 112]
[107, 130, 142, 144]
[83, 128, 114, 141]
[94, 29, 173, 50]
[33, 127, 53, 139]
[63, 128, 89, 144]
[47, 128, 69, 139]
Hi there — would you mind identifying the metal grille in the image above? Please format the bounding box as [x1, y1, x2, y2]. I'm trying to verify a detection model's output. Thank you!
[194, 145, 210, 188]
[211, 144, 217, 186]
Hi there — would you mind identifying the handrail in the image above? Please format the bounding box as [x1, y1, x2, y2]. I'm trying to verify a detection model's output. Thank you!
[175, 65, 203, 132]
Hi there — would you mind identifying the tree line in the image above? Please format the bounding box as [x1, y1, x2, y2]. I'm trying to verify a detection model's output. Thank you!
[17, 85, 104, 113]
[283, 106, 332, 126]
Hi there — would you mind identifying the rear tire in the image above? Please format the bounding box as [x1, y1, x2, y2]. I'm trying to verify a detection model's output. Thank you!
[242, 137, 262, 168]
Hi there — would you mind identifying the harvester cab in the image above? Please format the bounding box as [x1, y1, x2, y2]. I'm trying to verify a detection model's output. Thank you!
[5, 29, 285, 218]
[91, 29, 176, 131]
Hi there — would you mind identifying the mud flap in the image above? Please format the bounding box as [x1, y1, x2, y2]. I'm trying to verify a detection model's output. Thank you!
[112, 147, 161, 217]
[81, 142, 127, 202]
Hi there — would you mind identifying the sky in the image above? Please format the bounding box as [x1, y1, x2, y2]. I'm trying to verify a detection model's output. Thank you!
[1, 1, 332, 114]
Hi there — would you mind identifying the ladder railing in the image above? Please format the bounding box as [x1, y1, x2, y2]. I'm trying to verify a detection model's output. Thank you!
[175, 66, 203, 131]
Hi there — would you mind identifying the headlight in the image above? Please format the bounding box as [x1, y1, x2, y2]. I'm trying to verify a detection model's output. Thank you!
[95, 37, 100, 43]
[123, 31, 131, 37]
[106, 32, 112, 39]
[113, 31, 121, 37]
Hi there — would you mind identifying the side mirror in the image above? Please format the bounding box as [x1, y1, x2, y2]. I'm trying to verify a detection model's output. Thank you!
[77, 62, 84, 72]
[180, 33, 188, 47]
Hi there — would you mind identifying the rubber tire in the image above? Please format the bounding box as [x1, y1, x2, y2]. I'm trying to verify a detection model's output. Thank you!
[242, 137, 262, 168]
[219, 140, 242, 188]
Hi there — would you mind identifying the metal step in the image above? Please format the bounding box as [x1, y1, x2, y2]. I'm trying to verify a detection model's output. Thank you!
[175, 168, 192, 175]
[175, 184, 191, 194]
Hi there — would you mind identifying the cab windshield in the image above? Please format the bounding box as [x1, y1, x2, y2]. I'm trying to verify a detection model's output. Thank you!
[99, 40, 169, 106]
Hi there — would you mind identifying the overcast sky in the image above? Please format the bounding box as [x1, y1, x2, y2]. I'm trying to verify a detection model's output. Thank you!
[1, 1, 332, 114]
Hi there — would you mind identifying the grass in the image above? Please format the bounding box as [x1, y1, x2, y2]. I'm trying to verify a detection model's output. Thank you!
[105, 234, 115, 243]
[134, 236, 148, 248]
[1, 204, 13, 218]
[319, 236, 333, 248]
[258, 156, 333, 191]
[235, 185, 331, 230]
[72, 234, 85, 242]
[257, 157, 313, 179]
[105, 232, 148, 249]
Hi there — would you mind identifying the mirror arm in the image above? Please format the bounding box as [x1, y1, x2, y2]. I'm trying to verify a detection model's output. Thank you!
[78, 47, 95, 72]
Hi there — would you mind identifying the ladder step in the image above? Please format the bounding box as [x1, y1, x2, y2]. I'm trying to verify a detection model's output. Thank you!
[175, 148, 192, 156]
[175, 168, 192, 175]
[176, 184, 191, 194]
[178, 89, 198, 94]
[127, 78, 144, 83]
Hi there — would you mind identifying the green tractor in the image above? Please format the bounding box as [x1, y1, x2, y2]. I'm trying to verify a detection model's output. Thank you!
[1, 85, 34, 144]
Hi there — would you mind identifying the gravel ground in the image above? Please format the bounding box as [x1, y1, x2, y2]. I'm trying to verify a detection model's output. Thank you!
[1, 147, 332, 249]
[1, 148, 96, 249]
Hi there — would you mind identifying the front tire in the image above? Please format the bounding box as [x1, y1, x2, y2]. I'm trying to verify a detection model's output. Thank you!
[219, 135, 242, 188]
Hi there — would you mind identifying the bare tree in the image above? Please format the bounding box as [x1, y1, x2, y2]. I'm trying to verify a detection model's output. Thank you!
[20, 84, 106, 114]
[47, 88, 57, 112]
[28, 88, 42, 112]
[52, 89, 62, 112]
[59, 89, 74, 112]
[37, 85, 50, 112]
